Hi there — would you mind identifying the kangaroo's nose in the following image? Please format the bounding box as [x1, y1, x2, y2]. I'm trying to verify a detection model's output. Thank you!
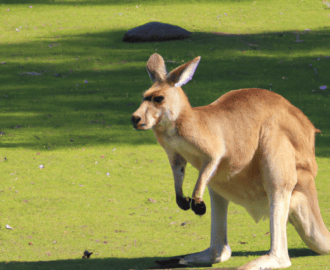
[131, 115, 141, 127]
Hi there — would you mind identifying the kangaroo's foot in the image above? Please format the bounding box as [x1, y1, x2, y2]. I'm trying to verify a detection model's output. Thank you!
[237, 253, 291, 270]
[156, 245, 231, 267]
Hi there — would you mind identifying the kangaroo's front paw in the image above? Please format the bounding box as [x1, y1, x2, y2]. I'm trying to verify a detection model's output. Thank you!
[191, 199, 206, 215]
[176, 195, 191, 211]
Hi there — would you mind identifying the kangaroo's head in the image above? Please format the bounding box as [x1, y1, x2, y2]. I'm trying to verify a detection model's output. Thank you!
[131, 53, 201, 130]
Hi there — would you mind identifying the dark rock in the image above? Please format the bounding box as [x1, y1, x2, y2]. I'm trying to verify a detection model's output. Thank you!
[123, 22, 191, 42]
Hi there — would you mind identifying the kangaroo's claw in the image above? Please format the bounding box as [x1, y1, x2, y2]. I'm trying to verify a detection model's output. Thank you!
[176, 195, 191, 211]
[191, 199, 206, 215]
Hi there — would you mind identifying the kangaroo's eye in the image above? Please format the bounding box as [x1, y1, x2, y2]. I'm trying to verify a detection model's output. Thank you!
[143, 95, 152, 102]
[153, 96, 164, 103]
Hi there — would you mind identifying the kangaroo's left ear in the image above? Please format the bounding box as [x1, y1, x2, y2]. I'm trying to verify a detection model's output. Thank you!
[166, 56, 201, 87]
[146, 53, 168, 83]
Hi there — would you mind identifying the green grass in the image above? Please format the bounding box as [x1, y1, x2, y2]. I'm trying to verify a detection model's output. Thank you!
[1, 0, 330, 269]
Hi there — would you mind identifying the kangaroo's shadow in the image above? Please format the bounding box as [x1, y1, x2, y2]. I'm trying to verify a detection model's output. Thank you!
[151, 248, 319, 269]
[0, 248, 319, 270]
[231, 248, 318, 258]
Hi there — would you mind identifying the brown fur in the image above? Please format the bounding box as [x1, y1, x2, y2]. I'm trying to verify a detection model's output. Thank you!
[131, 54, 330, 269]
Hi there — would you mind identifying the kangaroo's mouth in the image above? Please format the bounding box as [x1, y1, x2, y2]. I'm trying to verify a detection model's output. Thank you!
[134, 123, 147, 130]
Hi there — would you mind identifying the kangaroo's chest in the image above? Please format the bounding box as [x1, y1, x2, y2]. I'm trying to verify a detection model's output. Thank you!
[160, 133, 206, 170]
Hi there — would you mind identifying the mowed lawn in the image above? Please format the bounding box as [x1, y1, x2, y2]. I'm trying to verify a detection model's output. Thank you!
[1, 0, 330, 269]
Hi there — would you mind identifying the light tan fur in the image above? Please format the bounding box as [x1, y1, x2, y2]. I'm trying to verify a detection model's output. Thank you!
[131, 53, 330, 269]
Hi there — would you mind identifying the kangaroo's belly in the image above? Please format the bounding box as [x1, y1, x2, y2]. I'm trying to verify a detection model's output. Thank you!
[208, 165, 269, 223]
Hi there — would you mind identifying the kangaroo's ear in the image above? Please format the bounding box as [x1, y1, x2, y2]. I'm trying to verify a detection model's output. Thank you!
[146, 53, 167, 83]
[167, 56, 201, 87]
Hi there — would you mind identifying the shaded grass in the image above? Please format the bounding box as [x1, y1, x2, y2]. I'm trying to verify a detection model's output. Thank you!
[1, 29, 330, 150]
[0, 248, 321, 270]
[1, 0, 330, 270]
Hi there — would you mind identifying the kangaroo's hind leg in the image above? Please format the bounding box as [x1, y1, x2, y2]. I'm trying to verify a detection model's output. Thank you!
[289, 169, 330, 254]
[238, 133, 296, 270]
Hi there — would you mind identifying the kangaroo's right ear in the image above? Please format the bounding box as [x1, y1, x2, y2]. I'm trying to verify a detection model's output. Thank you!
[146, 53, 167, 83]
[166, 56, 201, 87]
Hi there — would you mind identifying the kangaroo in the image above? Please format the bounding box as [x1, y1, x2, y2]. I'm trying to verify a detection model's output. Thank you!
[131, 53, 330, 269]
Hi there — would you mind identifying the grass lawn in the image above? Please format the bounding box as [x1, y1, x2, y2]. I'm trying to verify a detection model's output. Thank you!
[1, 0, 330, 269]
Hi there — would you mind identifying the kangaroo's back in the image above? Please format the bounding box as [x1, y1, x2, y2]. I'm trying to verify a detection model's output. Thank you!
[206, 88, 318, 167]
